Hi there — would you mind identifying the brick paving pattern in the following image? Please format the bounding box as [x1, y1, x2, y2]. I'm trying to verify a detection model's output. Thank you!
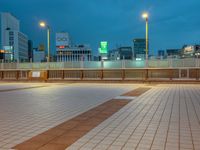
[66, 85, 200, 150]
[0, 83, 135, 150]
[13, 87, 150, 150]
[13, 99, 130, 150]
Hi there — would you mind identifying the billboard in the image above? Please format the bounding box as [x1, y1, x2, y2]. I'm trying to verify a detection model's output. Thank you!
[184, 46, 194, 54]
[56, 32, 70, 47]
[99, 41, 108, 54]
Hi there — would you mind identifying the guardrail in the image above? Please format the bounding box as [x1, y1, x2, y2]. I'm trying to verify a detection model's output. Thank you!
[0, 68, 200, 82]
[0, 58, 200, 70]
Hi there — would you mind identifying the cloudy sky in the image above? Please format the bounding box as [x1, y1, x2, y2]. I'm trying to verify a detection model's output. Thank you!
[1, 0, 200, 55]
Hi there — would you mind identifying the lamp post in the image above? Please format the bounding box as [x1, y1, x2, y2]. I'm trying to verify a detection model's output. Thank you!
[142, 12, 149, 67]
[39, 21, 50, 62]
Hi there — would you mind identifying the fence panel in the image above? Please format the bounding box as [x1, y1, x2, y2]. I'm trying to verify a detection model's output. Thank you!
[125, 69, 146, 79]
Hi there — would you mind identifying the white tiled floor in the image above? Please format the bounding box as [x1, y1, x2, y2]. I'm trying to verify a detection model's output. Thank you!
[67, 85, 200, 150]
[0, 83, 136, 149]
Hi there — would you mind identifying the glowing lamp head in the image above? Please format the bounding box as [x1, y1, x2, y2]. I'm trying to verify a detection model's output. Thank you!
[142, 13, 149, 19]
[39, 21, 46, 27]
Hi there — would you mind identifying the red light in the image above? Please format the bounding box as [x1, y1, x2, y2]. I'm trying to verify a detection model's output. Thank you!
[59, 46, 65, 49]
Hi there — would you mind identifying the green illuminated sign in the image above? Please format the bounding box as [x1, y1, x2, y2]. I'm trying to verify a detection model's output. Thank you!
[99, 41, 108, 54]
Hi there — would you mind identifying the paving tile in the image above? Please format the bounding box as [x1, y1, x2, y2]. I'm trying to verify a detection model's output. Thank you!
[67, 85, 200, 150]
[0, 83, 135, 149]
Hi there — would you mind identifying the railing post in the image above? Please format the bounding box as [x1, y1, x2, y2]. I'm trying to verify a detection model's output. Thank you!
[62, 70, 64, 80]
[122, 69, 125, 80]
[46, 70, 49, 80]
[16, 70, 19, 80]
[145, 69, 148, 81]
[2, 71, 4, 80]
[187, 68, 189, 79]
[0, 71, 3, 80]
[169, 69, 173, 80]
[80, 70, 84, 80]
[196, 69, 199, 80]
[101, 69, 104, 80]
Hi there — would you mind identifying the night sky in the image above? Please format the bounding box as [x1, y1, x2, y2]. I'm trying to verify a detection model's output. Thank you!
[1, 0, 200, 56]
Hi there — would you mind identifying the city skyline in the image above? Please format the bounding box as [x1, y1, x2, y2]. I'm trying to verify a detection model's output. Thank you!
[1, 0, 200, 55]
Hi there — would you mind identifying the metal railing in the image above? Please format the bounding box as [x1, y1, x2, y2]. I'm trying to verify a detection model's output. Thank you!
[0, 58, 200, 70]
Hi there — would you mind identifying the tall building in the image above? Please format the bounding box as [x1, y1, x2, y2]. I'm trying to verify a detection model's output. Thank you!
[133, 39, 146, 60]
[28, 40, 33, 61]
[0, 12, 28, 62]
[56, 32, 92, 62]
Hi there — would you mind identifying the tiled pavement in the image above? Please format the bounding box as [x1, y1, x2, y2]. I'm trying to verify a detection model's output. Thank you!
[0, 83, 135, 149]
[66, 85, 200, 150]
[1, 83, 200, 150]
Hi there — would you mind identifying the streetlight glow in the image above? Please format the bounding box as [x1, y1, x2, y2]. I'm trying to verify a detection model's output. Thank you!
[38, 21, 50, 62]
[142, 13, 148, 19]
[39, 21, 46, 27]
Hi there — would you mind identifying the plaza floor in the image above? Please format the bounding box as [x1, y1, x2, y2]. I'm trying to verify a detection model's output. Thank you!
[0, 83, 200, 150]
[0, 83, 135, 150]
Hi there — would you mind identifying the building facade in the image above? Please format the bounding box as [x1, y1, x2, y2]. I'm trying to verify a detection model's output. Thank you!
[109, 46, 133, 60]
[0, 12, 28, 62]
[33, 48, 45, 62]
[166, 49, 181, 58]
[158, 50, 165, 59]
[133, 39, 146, 60]
[57, 45, 92, 62]
[56, 32, 92, 62]
[181, 45, 200, 58]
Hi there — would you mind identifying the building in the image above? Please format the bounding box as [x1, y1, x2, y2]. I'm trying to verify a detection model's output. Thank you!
[33, 48, 45, 62]
[133, 39, 146, 60]
[166, 49, 181, 58]
[28, 40, 33, 61]
[0, 50, 5, 60]
[158, 50, 165, 59]
[56, 32, 70, 51]
[56, 32, 92, 62]
[0, 12, 28, 62]
[57, 45, 92, 62]
[109, 46, 133, 60]
[181, 45, 200, 58]
[109, 49, 120, 60]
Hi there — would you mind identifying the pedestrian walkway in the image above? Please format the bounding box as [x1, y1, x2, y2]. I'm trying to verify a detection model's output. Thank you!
[0, 83, 135, 150]
[66, 85, 200, 150]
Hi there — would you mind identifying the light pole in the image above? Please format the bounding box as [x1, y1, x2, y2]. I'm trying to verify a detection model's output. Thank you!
[142, 12, 149, 67]
[39, 21, 50, 62]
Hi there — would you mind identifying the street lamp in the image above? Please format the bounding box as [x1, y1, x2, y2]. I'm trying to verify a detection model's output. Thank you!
[39, 21, 50, 62]
[142, 12, 149, 67]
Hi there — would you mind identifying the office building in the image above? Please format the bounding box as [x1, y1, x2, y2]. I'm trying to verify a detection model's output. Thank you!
[0, 12, 28, 62]
[109, 46, 133, 60]
[57, 45, 92, 62]
[33, 48, 45, 62]
[133, 39, 146, 60]
[56, 32, 92, 61]
[166, 49, 181, 58]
